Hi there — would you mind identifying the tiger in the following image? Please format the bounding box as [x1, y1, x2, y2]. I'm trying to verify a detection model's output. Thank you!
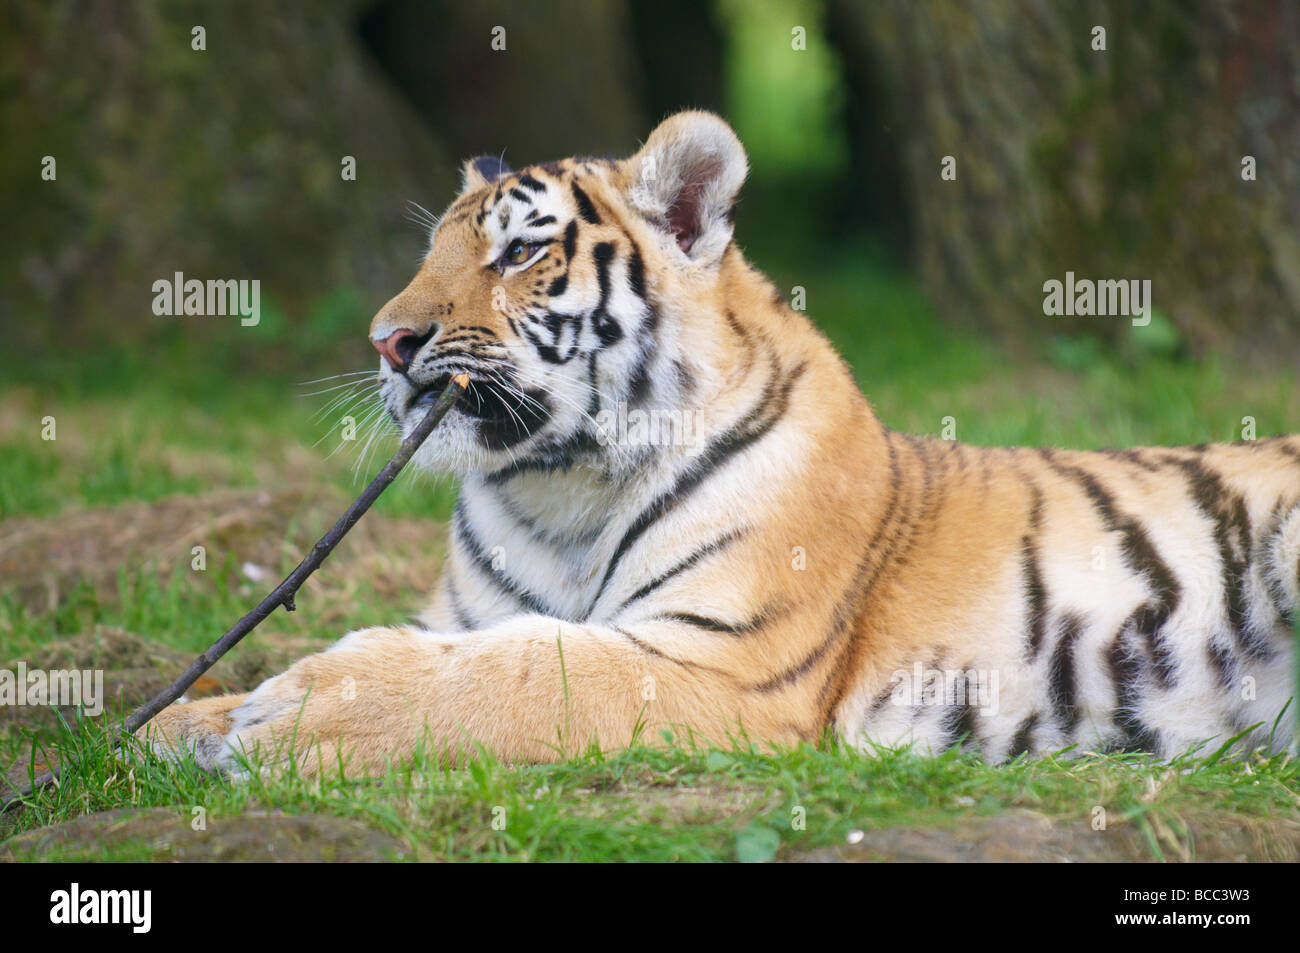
[145, 110, 1299, 776]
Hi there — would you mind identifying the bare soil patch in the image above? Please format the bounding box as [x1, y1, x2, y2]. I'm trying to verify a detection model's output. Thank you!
[0, 807, 409, 862]
[787, 810, 1300, 862]
[0, 487, 447, 616]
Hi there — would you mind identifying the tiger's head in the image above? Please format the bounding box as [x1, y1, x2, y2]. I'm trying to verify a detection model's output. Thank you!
[369, 111, 750, 477]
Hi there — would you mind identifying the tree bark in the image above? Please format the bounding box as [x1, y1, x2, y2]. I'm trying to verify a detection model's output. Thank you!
[0, 0, 455, 350]
[828, 0, 1300, 355]
[357, 0, 648, 165]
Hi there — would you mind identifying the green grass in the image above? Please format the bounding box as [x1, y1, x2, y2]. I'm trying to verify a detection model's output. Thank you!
[6, 713, 1298, 862]
[1, 239, 1297, 861]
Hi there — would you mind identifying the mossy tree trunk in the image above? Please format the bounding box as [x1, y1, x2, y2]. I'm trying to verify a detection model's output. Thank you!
[828, 0, 1300, 356]
[357, 0, 648, 165]
[0, 0, 455, 352]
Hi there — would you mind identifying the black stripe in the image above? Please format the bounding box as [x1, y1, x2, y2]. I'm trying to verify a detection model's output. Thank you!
[1206, 637, 1236, 691]
[1275, 441, 1300, 466]
[585, 351, 600, 417]
[1047, 613, 1084, 734]
[616, 529, 745, 611]
[656, 611, 770, 636]
[617, 627, 679, 665]
[1169, 455, 1274, 661]
[590, 242, 622, 346]
[563, 219, 577, 259]
[753, 614, 844, 694]
[571, 182, 602, 224]
[528, 215, 557, 228]
[1106, 629, 1160, 752]
[518, 173, 546, 193]
[868, 680, 896, 713]
[1021, 532, 1048, 659]
[448, 193, 481, 215]
[482, 429, 605, 485]
[508, 187, 533, 204]
[627, 245, 646, 299]
[1255, 502, 1293, 626]
[453, 502, 562, 618]
[493, 489, 602, 551]
[723, 311, 756, 381]
[1008, 713, 1038, 759]
[587, 358, 806, 615]
[814, 596, 881, 713]
[804, 432, 942, 711]
[518, 318, 576, 365]
[615, 628, 728, 675]
[911, 657, 942, 726]
[941, 675, 979, 751]
[815, 429, 912, 712]
[673, 359, 694, 398]
[445, 573, 475, 631]
[1271, 502, 1300, 630]
[1101, 448, 1162, 472]
[624, 306, 659, 407]
[723, 310, 747, 339]
[1042, 450, 1180, 686]
[440, 325, 496, 341]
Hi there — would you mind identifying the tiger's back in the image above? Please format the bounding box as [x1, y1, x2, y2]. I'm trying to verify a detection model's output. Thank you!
[836, 435, 1300, 759]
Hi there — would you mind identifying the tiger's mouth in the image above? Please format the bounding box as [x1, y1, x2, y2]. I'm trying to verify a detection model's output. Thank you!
[409, 372, 550, 448]
[409, 373, 460, 411]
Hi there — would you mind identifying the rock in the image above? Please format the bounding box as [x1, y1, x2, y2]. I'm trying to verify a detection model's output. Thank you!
[0, 807, 409, 862]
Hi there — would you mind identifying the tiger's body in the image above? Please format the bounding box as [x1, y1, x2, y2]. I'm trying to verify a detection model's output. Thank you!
[147, 112, 1299, 774]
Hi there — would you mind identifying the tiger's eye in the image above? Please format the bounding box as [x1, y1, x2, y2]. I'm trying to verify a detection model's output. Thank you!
[506, 239, 530, 265]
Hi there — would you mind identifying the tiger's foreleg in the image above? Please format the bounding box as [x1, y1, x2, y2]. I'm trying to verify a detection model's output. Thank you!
[141, 618, 798, 777]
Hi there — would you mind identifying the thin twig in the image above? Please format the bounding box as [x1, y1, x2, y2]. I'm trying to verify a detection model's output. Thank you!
[1, 373, 468, 813]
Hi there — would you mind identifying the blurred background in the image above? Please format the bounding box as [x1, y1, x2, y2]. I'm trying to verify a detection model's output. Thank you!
[0, 0, 1297, 600]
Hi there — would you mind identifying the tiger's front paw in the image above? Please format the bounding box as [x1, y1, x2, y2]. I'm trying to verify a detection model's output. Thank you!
[215, 628, 436, 778]
[137, 693, 250, 770]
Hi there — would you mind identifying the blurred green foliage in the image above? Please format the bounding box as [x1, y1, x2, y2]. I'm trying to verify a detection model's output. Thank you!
[717, 0, 847, 183]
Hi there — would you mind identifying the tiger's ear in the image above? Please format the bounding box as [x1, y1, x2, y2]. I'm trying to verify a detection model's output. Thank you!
[461, 154, 513, 192]
[623, 111, 748, 265]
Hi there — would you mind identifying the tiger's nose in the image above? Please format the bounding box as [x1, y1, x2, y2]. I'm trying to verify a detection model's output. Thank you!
[372, 327, 435, 372]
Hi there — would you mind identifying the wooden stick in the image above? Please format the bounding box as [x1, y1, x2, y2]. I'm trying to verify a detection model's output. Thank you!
[2, 373, 468, 812]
